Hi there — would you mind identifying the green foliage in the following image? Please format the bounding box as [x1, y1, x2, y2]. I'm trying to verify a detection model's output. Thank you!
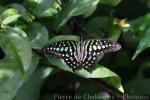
[0, 27, 32, 77]
[0, 8, 21, 27]
[131, 14, 150, 60]
[0, 0, 150, 100]
[24, 22, 49, 49]
[14, 67, 54, 100]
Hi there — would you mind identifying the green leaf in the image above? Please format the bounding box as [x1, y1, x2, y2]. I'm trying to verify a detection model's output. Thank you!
[39, 7, 58, 17]
[14, 67, 54, 100]
[48, 57, 123, 92]
[100, 0, 121, 6]
[83, 5, 97, 17]
[8, 3, 32, 22]
[0, 55, 39, 100]
[0, 8, 21, 26]
[132, 29, 150, 60]
[24, 22, 49, 49]
[2, 15, 21, 25]
[53, 0, 100, 29]
[131, 13, 150, 32]
[24, 0, 55, 17]
[0, 27, 32, 76]
[130, 13, 150, 60]
[45, 35, 124, 93]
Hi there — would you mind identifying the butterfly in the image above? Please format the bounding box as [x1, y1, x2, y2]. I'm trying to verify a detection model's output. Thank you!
[42, 38, 121, 72]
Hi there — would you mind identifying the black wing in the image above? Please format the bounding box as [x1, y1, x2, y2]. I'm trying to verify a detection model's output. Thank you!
[42, 40, 81, 71]
[81, 39, 121, 71]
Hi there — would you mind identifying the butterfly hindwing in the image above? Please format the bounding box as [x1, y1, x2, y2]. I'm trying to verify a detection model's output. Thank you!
[81, 49, 97, 71]
[81, 40, 100, 70]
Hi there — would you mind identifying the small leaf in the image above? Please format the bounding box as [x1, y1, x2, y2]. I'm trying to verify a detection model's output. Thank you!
[0, 8, 21, 26]
[8, 3, 32, 22]
[131, 13, 150, 32]
[2, 15, 21, 25]
[24, 22, 49, 49]
[132, 29, 150, 60]
[83, 5, 97, 17]
[39, 7, 58, 17]
[128, 13, 150, 54]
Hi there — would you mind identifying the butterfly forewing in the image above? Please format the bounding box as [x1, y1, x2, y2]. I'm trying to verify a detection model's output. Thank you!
[85, 39, 121, 54]
[42, 40, 81, 70]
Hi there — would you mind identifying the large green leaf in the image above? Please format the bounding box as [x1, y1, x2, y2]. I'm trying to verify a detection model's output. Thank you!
[48, 57, 123, 92]
[0, 26, 39, 100]
[24, 22, 49, 49]
[14, 67, 54, 100]
[44, 35, 124, 93]
[0, 27, 32, 76]
[53, 0, 100, 29]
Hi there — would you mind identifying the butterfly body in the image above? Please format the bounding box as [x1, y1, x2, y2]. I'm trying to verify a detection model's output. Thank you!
[42, 39, 121, 71]
[76, 40, 84, 63]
